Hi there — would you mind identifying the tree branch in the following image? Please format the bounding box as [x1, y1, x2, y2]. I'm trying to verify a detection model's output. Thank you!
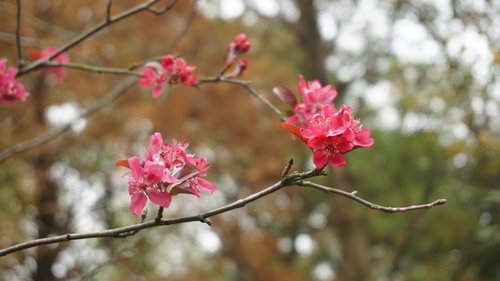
[0, 166, 326, 256]
[44, 62, 143, 77]
[197, 77, 287, 121]
[0, 166, 447, 257]
[297, 181, 447, 213]
[15, 0, 178, 77]
[15, 0, 23, 67]
[0, 77, 138, 163]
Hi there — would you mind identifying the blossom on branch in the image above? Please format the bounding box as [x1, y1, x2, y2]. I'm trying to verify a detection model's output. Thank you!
[0, 58, 30, 105]
[140, 55, 197, 98]
[33, 47, 70, 83]
[118, 132, 217, 216]
[224, 33, 251, 78]
[226, 33, 251, 65]
[277, 75, 374, 169]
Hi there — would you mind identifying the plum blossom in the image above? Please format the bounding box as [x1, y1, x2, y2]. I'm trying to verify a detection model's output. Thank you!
[284, 75, 337, 126]
[140, 55, 197, 98]
[224, 33, 251, 77]
[128, 156, 171, 216]
[33, 47, 70, 83]
[278, 75, 374, 169]
[226, 33, 251, 65]
[120, 132, 217, 216]
[0, 58, 30, 105]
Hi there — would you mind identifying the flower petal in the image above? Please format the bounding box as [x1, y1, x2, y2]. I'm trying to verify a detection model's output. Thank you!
[148, 188, 172, 208]
[312, 150, 328, 169]
[328, 153, 346, 167]
[128, 156, 143, 180]
[197, 178, 217, 193]
[130, 192, 147, 216]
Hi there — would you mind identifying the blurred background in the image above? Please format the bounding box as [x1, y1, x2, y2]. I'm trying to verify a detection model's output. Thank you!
[0, 0, 499, 280]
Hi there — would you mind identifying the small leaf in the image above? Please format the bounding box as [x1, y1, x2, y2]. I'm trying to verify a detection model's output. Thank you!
[280, 123, 309, 145]
[116, 159, 130, 168]
[273, 86, 298, 108]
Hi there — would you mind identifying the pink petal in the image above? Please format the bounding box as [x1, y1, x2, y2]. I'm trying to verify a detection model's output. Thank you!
[312, 150, 328, 169]
[197, 178, 217, 193]
[130, 192, 147, 216]
[143, 163, 163, 184]
[147, 132, 163, 159]
[152, 85, 164, 98]
[148, 188, 172, 208]
[298, 75, 308, 97]
[162, 172, 179, 184]
[307, 136, 327, 150]
[128, 156, 143, 180]
[188, 181, 201, 197]
[355, 128, 375, 147]
[273, 86, 298, 108]
[328, 153, 346, 167]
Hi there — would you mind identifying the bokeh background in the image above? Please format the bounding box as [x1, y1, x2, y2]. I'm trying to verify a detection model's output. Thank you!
[0, 0, 499, 280]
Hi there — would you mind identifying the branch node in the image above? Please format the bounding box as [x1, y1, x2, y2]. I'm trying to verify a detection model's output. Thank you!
[140, 209, 148, 223]
[198, 216, 212, 226]
[281, 158, 294, 178]
[106, 0, 113, 22]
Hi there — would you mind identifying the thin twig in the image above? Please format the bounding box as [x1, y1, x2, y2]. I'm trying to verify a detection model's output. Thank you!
[297, 181, 447, 213]
[156, 207, 164, 222]
[197, 77, 287, 121]
[106, 0, 113, 22]
[44, 62, 143, 77]
[15, 0, 23, 67]
[0, 165, 446, 256]
[0, 77, 138, 163]
[0, 166, 323, 256]
[15, 0, 178, 77]
[281, 158, 294, 178]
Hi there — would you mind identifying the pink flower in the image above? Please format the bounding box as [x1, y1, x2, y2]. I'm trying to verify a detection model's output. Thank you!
[121, 132, 217, 216]
[285, 75, 338, 126]
[0, 58, 30, 105]
[140, 55, 197, 98]
[226, 33, 251, 65]
[140, 62, 166, 98]
[300, 105, 353, 138]
[229, 33, 251, 54]
[279, 75, 374, 169]
[33, 47, 70, 83]
[128, 156, 171, 216]
[308, 135, 353, 168]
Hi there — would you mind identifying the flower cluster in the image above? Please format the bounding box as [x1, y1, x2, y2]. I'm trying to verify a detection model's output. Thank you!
[0, 58, 30, 105]
[32, 47, 70, 83]
[120, 132, 217, 216]
[277, 75, 374, 169]
[225, 33, 251, 77]
[140, 55, 197, 98]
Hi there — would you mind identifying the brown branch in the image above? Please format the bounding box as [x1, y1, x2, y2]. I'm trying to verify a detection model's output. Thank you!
[44, 62, 143, 77]
[15, 0, 178, 77]
[0, 77, 138, 163]
[197, 77, 287, 121]
[15, 0, 23, 67]
[105, 0, 113, 22]
[0, 166, 447, 257]
[297, 181, 447, 213]
[0, 167, 326, 256]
